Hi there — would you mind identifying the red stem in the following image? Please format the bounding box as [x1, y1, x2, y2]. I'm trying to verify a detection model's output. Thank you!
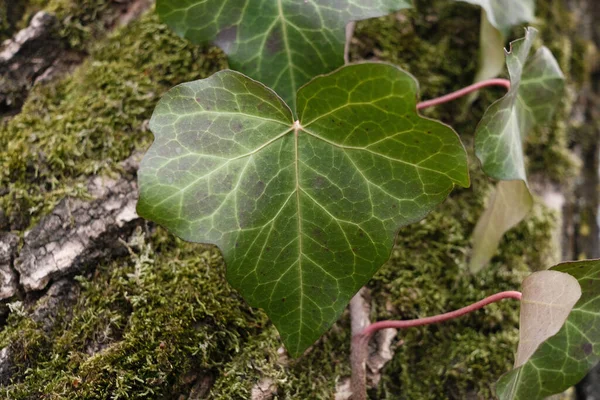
[416, 78, 511, 110]
[350, 291, 521, 400]
[361, 290, 522, 337]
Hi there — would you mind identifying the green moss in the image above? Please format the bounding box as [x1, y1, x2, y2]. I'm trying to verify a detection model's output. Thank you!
[523, 0, 589, 182]
[0, 13, 227, 229]
[366, 191, 555, 399]
[4, 0, 114, 49]
[0, 0, 588, 399]
[0, 183, 556, 399]
[14, 0, 117, 50]
[0, 229, 268, 399]
[0, 0, 28, 42]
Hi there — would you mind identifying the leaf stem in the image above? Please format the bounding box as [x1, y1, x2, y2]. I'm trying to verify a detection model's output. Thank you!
[350, 290, 521, 400]
[416, 78, 511, 110]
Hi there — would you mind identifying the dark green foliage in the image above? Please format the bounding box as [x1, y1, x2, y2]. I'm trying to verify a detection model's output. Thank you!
[156, 0, 411, 108]
[0, 0, 589, 398]
[138, 63, 469, 356]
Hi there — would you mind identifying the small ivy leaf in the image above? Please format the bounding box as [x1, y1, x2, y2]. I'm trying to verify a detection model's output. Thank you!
[137, 63, 469, 357]
[469, 28, 565, 272]
[476, 27, 565, 182]
[456, 0, 535, 34]
[156, 0, 412, 110]
[469, 180, 532, 273]
[496, 261, 600, 400]
[515, 270, 581, 368]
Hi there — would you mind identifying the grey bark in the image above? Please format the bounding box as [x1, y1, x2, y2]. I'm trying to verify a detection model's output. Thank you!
[564, 0, 600, 398]
[0, 0, 153, 116]
[0, 232, 18, 300]
[0, 154, 143, 385]
[14, 154, 142, 293]
[0, 11, 62, 112]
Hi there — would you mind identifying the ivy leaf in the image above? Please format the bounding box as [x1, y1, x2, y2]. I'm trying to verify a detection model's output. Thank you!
[496, 261, 600, 399]
[469, 28, 565, 272]
[156, 0, 412, 109]
[469, 181, 532, 272]
[514, 270, 581, 368]
[475, 27, 565, 182]
[456, 0, 535, 34]
[137, 63, 469, 356]
[466, 9, 506, 106]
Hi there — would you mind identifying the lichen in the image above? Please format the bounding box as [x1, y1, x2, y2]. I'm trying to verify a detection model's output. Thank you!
[0, 0, 590, 398]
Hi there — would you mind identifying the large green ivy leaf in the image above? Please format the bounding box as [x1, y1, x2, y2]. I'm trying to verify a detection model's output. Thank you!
[496, 260, 600, 399]
[469, 28, 565, 272]
[456, 0, 535, 34]
[137, 63, 469, 356]
[156, 0, 412, 110]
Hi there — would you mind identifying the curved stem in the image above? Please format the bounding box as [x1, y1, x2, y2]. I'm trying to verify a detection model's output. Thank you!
[417, 78, 511, 110]
[350, 290, 522, 400]
[361, 290, 521, 337]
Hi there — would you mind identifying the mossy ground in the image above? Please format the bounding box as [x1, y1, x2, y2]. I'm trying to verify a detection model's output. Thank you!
[0, 0, 590, 398]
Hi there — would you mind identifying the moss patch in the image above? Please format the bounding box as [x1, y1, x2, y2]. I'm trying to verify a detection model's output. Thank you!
[0, 0, 29, 42]
[523, 0, 589, 182]
[0, 0, 589, 398]
[12, 0, 123, 50]
[0, 229, 269, 399]
[0, 13, 227, 230]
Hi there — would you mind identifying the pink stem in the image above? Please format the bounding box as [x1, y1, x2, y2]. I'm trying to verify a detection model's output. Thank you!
[417, 78, 511, 110]
[350, 291, 521, 400]
[361, 290, 522, 337]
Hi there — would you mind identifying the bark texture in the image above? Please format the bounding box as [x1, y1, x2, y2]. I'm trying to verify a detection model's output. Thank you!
[15, 155, 141, 292]
[0, 11, 61, 112]
[566, 0, 600, 397]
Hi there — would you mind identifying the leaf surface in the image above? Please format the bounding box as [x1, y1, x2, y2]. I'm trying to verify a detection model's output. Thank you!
[156, 0, 412, 109]
[497, 261, 600, 399]
[469, 28, 565, 271]
[469, 180, 532, 272]
[456, 0, 535, 33]
[515, 270, 581, 368]
[137, 63, 469, 356]
[467, 9, 505, 105]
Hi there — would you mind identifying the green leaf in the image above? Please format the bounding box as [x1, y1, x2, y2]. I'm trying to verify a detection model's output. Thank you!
[497, 261, 600, 399]
[469, 28, 565, 271]
[137, 63, 469, 357]
[156, 0, 412, 109]
[466, 9, 506, 105]
[475, 27, 565, 182]
[469, 180, 532, 273]
[456, 0, 535, 34]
